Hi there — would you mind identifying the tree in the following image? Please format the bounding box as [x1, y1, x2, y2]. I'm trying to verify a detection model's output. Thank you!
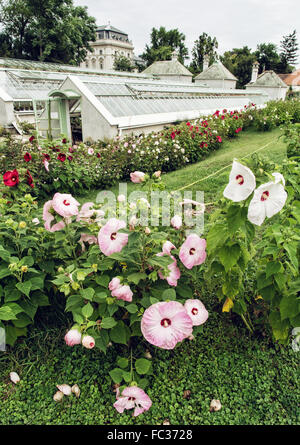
[280, 30, 298, 67]
[0, 0, 97, 64]
[113, 55, 134, 72]
[190, 32, 218, 74]
[254, 43, 281, 73]
[221, 46, 256, 88]
[141, 26, 188, 66]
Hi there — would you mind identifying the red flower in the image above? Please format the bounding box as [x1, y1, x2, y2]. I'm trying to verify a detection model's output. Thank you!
[170, 131, 176, 139]
[69, 147, 74, 153]
[217, 136, 222, 143]
[57, 153, 66, 162]
[221, 115, 225, 120]
[25, 170, 34, 188]
[24, 152, 32, 162]
[186, 122, 191, 126]
[62, 138, 67, 144]
[67, 156, 73, 161]
[3, 169, 19, 187]
[43, 153, 50, 161]
[96, 153, 101, 158]
[29, 136, 35, 143]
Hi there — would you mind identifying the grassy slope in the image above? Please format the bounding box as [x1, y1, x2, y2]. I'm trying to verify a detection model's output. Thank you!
[1, 128, 298, 425]
[79, 128, 286, 205]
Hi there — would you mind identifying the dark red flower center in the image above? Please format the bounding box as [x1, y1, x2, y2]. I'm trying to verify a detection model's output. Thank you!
[189, 248, 196, 255]
[111, 232, 117, 240]
[161, 318, 171, 328]
[191, 308, 198, 315]
[128, 397, 136, 401]
[261, 191, 269, 201]
[236, 175, 244, 185]
[63, 200, 70, 206]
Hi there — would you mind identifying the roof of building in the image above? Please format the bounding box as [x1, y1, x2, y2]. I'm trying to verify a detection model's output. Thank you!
[246, 70, 287, 88]
[195, 62, 237, 81]
[0, 57, 152, 79]
[278, 69, 300, 86]
[142, 59, 193, 77]
[97, 24, 128, 36]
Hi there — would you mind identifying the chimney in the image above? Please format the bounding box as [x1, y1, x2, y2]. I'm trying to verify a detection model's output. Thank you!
[203, 54, 209, 71]
[171, 50, 178, 61]
[251, 61, 259, 83]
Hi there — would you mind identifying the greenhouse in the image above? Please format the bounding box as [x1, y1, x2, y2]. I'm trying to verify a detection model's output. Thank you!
[41, 75, 267, 141]
[0, 57, 267, 141]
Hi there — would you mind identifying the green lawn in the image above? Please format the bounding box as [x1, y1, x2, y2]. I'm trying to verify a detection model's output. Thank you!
[79, 128, 286, 205]
[1, 127, 298, 426]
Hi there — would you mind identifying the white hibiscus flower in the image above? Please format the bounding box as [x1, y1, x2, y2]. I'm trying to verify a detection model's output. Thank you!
[223, 161, 256, 202]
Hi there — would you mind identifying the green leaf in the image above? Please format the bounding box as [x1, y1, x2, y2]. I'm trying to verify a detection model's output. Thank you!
[82, 302, 94, 318]
[81, 288, 95, 301]
[0, 306, 18, 321]
[117, 357, 129, 369]
[109, 368, 124, 384]
[265, 261, 282, 279]
[135, 358, 151, 375]
[207, 222, 229, 252]
[127, 273, 147, 285]
[126, 303, 138, 314]
[218, 244, 241, 272]
[16, 281, 32, 297]
[101, 317, 117, 329]
[95, 275, 110, 287]
[279, 296, 300, 321]
[162, 288, 176, 301]
[110, 321, 127, 344]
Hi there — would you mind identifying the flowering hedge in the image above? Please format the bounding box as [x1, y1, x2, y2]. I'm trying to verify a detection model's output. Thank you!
[0, 152, 298, 416]
[1, 99, 299, 198]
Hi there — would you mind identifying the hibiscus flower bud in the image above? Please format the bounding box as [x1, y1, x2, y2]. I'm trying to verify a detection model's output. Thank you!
[210, 399, 222, 412]
[145, 227, 151, 234]
[82, 335, 95, 349]
[19, 221, 27, 229]
[56, 384, 72, 396]
[144, 350, 152, 359]
[64, 328, 82, 346]
[71, 384, 80, 398]
[10, 372, 20, 384]
[130, 171, 145, 183]
[53, 391, 64, 402]
[21, 266, 28, 273]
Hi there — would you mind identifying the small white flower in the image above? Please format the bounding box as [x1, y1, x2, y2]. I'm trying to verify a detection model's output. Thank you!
[10, 372, 20, 384]
[210, 399, 222, 412]
[71, 384, 80, 398]
[53, 391, 64, 402]
[56, 384, 72, 396]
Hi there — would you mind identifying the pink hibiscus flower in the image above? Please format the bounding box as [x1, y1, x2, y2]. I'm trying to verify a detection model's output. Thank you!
[184, 299, 209, 326]
[179, 234, 207, 269]
[98, 218, 128, 256]
[42, 200, 66, 232]
[111, 284, 133, 302]
[141, 301, 193, 349]
[79, 233, 98, 251]
[114, 386, 152, 417]
[52, 193, 80, 218]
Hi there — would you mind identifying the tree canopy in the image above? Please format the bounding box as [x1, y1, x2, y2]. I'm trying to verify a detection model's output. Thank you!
[190, 32, 218, 74]
[0, 0, 97, 64]
[280, 29, 298, 67]
[141, 27, 188, 66]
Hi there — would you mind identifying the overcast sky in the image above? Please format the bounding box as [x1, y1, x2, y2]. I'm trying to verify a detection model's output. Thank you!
[74, 0, 300, 66]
